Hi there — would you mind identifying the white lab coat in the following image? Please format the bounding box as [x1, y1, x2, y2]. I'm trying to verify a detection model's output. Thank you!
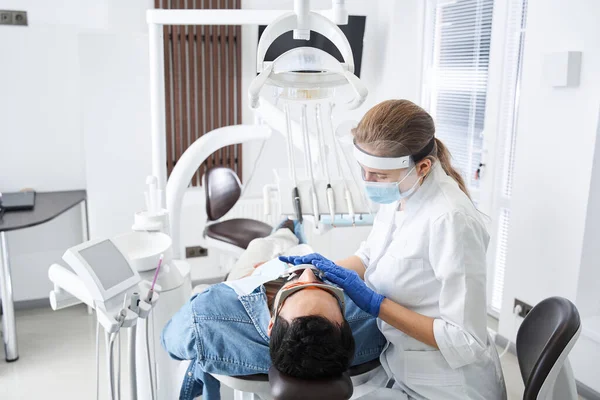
[356, 163, 507, 400]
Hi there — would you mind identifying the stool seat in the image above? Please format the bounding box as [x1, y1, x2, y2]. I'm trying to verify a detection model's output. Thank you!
[205, 218, 272, 250]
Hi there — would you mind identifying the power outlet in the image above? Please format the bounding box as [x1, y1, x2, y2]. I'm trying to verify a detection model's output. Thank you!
[514, 298, 533, 318]
[0, 10, 27, 26]
[12, 11, 27, 26]
[186, 246, 208, 258]
[0, 10, 11, 25]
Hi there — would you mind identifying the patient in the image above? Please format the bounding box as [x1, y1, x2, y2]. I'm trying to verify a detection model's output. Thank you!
[161, 223, 386, 400]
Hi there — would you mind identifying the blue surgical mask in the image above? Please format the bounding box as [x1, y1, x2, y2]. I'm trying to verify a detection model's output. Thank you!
[363, 167, 420, 204]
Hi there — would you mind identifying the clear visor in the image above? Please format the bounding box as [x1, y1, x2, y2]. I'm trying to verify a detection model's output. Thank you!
[353, 140, 422, 196]
[358, 161, 416, 184]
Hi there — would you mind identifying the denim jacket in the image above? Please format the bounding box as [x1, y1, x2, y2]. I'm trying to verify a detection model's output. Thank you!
[161, 283, 387, 400]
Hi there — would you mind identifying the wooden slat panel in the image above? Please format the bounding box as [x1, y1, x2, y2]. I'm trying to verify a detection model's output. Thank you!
[227, 0, 235, 171]
[194, 0, 205, 185]
[159, 0, 242, 184]
[205, 0, 214, 171]
[172, 8, 183, 165]
[211, 0, 220, 168]
[235, 0, 242, 180]
[219, 1, 227, 167]
[179, 0, 189, 162]
[187, 0, 198, 186]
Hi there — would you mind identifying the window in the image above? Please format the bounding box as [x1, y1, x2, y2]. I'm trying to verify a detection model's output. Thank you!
[422, 0, 495, 200]
[422, 0, 529, 314]
[489, 0, 528, 313]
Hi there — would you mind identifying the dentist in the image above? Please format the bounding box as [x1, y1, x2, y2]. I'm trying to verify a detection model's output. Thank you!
[282, 100, 506, 399]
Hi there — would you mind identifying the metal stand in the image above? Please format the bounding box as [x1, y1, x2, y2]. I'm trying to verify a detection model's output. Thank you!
[0, 231, 18, 361]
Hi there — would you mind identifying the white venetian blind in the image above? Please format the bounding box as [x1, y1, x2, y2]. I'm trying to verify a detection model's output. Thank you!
[490, 0, 528, 313]
[422, 0, 495, 198]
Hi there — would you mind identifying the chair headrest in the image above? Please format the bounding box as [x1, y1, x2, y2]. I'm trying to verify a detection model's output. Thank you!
[268, 366, 353, 400]
[204, 166, 242, 221]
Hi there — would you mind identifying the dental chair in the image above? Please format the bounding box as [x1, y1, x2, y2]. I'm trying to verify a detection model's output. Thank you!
[516, 296, 581, 400]
[202, 166, 272, 257]
[211, 357, 384, 400]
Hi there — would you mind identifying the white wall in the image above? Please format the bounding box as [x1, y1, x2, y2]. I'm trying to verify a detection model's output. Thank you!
[498, 4, 600, 390]
[79, 33, 153, 239]
[0, 0, 152, 301]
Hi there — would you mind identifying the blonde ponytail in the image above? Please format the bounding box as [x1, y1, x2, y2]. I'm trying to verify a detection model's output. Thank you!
[434, 138, 470, 198]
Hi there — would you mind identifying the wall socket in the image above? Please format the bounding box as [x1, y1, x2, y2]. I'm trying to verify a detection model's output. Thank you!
[186, 246, 208, 258]
[514, 298, 533, 318]
[0, 11, 11, 25]
[0, 10, 27, 26]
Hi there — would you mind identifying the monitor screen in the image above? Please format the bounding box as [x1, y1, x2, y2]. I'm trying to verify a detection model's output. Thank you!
[258, 15, 366, 77]
[79, 240, 135, 291]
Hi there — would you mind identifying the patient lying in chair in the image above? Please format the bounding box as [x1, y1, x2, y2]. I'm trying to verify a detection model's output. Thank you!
[161, 223, 386, 400]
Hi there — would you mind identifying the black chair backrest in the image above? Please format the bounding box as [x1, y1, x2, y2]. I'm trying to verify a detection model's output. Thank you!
[268, 366, 353, 400]
[204, 167, 242, 221]
[516, 296, 580, 399]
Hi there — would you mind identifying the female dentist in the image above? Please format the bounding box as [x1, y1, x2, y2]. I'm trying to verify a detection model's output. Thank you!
[281, 100, 506, 399]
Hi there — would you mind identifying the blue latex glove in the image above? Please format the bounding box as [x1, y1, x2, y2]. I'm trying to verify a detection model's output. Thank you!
[278, 253, 384, 316]
[313, 258, 384, 317]
[278, 253, 325, 266]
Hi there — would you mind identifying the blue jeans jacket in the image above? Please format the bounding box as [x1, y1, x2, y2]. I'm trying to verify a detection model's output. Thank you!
[161, 283, 387, 400]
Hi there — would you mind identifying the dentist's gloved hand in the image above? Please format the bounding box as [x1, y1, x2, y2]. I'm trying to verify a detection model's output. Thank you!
[278, 253, 326, 266]
[315, 257, 385, 317]
[279, 253, 385, 316]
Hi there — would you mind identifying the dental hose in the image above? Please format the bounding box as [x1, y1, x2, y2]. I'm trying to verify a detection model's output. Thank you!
[284, 102, 303, 223]
[96, 318, 101, 400]
[129, 293, 140, 400]
[300, 104, 319, 222]
[128, 325, 138, 400]
[117, 330, 121, 400]
[146, 319, 155, 400]
[316, 103, 336, 226]
[107, 331, 117, 400]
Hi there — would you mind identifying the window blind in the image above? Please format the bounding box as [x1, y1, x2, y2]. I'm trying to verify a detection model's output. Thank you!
[423, 0, 495, 196]
[490, 0, 528, 313]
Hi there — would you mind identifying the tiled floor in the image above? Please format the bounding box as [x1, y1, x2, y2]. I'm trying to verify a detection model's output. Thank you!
[0, 306, 580, 399]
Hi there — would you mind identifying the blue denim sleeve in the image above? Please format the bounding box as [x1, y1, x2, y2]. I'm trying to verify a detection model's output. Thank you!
[161, 294, 199, 361]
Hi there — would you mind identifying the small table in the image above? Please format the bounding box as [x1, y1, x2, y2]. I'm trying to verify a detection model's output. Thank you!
[0, 190, 88, 362]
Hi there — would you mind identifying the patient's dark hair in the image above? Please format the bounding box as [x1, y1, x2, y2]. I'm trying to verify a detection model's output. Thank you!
[269, 316, 355, 379]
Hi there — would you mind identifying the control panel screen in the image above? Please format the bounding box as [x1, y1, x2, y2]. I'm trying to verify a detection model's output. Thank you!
[79, 240, 134, 291]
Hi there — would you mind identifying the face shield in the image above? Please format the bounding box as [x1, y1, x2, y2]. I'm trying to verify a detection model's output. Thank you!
[352, 138, 435, 204]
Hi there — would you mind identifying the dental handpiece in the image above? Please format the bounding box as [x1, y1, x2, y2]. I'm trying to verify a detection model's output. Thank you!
[316, 104, 336, 226]
[328, 103, 355, 226]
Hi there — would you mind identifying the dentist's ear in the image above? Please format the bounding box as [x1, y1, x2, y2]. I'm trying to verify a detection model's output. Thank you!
[417, 158, 433, 177]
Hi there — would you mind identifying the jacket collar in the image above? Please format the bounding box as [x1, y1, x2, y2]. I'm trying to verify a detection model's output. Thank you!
[239, 287, 271, 343]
